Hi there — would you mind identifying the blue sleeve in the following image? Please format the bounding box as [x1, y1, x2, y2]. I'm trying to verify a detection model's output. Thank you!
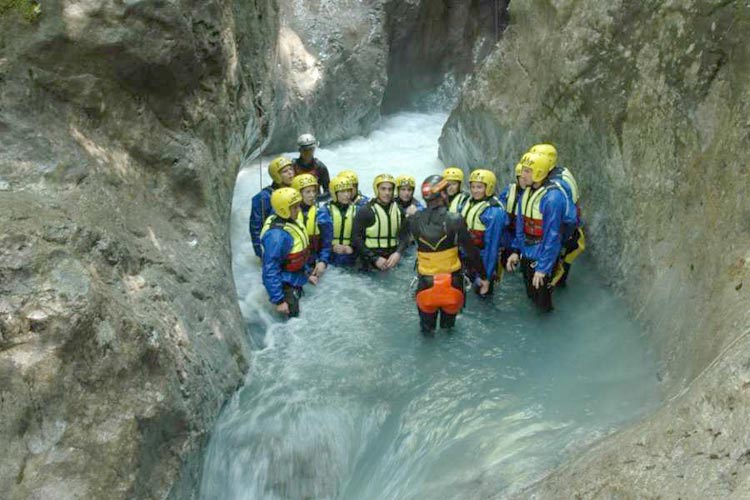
[317, 206, 333, 265]
[480, 206, 506, 278]
[261, 229, 293, 304]
[498, 185, 509, 206]
[536, 190, 565, 275]
[553, 180, 577, 226]
[513, 197, 525, 251]
[249, 190, 272, 257]
[415, 200, 425, 212]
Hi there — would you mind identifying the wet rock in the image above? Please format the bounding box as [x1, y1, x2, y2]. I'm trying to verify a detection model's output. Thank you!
[0, 0, 275, 498]
[440, 0, 750, 496]
[265, 0, 497, 152]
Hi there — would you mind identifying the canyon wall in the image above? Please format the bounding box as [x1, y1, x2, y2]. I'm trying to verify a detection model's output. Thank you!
[438, 1, 750, 496]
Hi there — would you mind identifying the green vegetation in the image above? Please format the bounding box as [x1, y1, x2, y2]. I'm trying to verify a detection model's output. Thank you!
[0, 0, 41, 22]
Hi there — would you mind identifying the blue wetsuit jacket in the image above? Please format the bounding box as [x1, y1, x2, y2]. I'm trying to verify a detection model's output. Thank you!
[478, 204, 506, 279]
[317, 203, 358, 267]
[301, 203, 333, 265]
[513, 186, 566, 276]
[249, 185, 275, 257]
[549, 166, 580, 241]
[261, 228, 310, 304]
[498, 184, 523, 251]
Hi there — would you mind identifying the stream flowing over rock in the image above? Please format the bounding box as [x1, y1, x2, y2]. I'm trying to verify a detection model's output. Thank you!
[438, 1, 750, 497]
[0, 1, 492, 497]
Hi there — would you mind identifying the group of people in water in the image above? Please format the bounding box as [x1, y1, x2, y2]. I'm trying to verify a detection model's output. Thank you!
[249, 133, 584, 334]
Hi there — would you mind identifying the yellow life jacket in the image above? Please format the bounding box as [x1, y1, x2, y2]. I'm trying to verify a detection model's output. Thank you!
[521, 185, 553, 244]
[461, 196, 503, 248]
[365, 201, 402, 249]
[329, 202, 356, 245]
[260, 215, 310, 271]
[559, 167, 579, 203]
[448, 192, 469, 213]
[505, 183, 520, 230]
[296, 204, 321, 251]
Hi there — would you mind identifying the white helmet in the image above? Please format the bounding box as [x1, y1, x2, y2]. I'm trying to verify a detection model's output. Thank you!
[297, 133, 318, 150]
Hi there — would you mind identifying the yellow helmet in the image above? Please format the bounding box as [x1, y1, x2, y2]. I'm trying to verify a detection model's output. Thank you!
[395, 174, 416, 189]
[270, 187, 302, 219]
[291, 173, 318, 193]
[330, 175, 353, 196]
[338, 169, 358, 182]
[529, 143, 558, 167]
[520, 152, 555, 183]
[372, 173, 396, 195]
[442, 166, 464, 183]
[514, 162, 523, 177]
[468, 169, 497, 196]
[268, 156, 293, 184]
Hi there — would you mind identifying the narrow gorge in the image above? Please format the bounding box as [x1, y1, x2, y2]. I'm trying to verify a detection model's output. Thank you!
[0, 1, 748, 499]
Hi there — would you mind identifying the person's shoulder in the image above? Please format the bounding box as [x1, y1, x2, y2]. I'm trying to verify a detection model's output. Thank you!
[487, 196, 502, 208]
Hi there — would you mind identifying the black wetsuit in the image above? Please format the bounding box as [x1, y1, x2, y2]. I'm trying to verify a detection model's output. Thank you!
[408, 205, 486, 333]
[351, 199, 410, 268]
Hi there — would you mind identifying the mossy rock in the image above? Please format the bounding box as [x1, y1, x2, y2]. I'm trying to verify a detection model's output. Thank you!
[0, 0, 41, 22]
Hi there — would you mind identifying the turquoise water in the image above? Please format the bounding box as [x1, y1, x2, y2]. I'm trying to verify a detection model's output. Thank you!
[199, 112, 660, 499]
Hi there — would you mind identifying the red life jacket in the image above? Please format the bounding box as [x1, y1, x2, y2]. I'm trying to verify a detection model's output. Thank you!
[261, 216, 311, 272]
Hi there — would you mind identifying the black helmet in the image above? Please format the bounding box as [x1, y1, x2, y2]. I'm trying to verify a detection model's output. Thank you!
[421, 174, 448, 201]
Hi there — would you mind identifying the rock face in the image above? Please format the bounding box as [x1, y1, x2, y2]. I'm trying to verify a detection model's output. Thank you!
[382, 0, 506, 113]
[439, 0, 750, 496]
[0, 1, 277, 498]
[265, 0, 499, 152]
[264, 0, 388, 153]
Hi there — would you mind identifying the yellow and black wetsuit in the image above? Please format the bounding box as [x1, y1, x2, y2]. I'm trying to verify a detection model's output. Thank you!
[408, 205, 486, 333]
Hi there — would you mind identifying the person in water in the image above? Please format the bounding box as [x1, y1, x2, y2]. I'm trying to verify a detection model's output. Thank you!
[338, 169, 369, 208]
[530, 143, 585, 287]
[443, 166, 470, 214]
[351, 173, 410, 271]
[505, 152, 567, 312]
[460, 169, 507, 295]
[260, 187, 318, 317]
[395, 174, 424, 217]
[292, 173, 332, 279]
[294, 133, 331, 197]
[409, 175, 489, 334]
[497, 160, 526, 274]
[249, 156, 295, 258]
[318, 175, 358, 267]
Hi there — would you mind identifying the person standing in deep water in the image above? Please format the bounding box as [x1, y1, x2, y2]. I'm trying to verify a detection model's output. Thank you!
[460, 169, 507, 296]
[260, 187, 318, 318]
[394, 174, 425, 218]
[505, 152, 567, 312]
[530, 143, 585, 287]
[318, 175, 358, 267]
[249, 156, 296, 258]
[338, 169, 370, 209]
[351, 173, 410, 271]
[497, 160, 527, 274]
[293, 133, 331, 198]
[409, 175, 489, 335]
[443, 166, 470, 214]
[292, 173, 332, 280]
